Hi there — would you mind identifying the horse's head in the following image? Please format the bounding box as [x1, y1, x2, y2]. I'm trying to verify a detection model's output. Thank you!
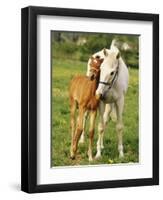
[89, 56, 104, 80]
[96, 49, 120, 99]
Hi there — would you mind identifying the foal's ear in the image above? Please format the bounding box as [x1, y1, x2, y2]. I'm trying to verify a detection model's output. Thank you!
[103, 48, 108, 56]
[90, 56, 94, 61]
[116, 52, 121, 59]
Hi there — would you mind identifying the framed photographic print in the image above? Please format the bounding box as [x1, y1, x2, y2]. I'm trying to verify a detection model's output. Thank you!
[21, 6, 159, 193]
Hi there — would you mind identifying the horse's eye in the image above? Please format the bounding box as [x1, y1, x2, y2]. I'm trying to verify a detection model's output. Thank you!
[96, 55, 100, 59]
[110, 71, 114, 76]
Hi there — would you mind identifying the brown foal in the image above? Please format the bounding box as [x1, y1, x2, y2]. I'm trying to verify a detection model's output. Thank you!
[69, 57, 103, 161]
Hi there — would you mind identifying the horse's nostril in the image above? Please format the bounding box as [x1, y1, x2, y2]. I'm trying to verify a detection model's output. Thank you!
[110, 71, 114, 76]
[100, 94, 105, 100]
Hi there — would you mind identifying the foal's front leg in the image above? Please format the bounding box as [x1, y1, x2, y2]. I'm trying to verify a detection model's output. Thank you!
[70, 107, 85, 159]
[115, 96, 124, 158]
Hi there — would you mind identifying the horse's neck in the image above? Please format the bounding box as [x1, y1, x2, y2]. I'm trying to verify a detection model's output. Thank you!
[113, 57, 129, 92]
[119, 57, 127, 70]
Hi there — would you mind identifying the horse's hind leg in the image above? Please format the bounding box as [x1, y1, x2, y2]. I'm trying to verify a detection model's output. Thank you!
[88, 110, 96, 161]
[79, 111, 88, 144]
[115, 96, 124, 158]
[110, 103, 117, 122]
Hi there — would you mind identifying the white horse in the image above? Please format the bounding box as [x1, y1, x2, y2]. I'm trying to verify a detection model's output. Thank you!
[95, 47, 129, 158]
[79, 48, 117, 145]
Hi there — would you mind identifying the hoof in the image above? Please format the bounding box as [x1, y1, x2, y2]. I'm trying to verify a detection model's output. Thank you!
[70, 151, 76, 160]
[87, 151, 93, 162]
[89, 157, 93, 162]
[119, 152, 124, 158]
[95, 153, 101, 160]
[70, 155, 75, 160]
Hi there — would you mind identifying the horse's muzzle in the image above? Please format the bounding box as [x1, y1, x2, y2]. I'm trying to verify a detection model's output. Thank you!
[100, 94, 105, 101]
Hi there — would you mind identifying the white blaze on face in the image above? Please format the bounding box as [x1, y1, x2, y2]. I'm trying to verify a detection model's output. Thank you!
[96, 51, 119, 97]
[95, 61, 110, 96]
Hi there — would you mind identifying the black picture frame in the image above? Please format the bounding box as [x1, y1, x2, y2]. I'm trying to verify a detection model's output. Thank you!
[21, 6, 159, 193]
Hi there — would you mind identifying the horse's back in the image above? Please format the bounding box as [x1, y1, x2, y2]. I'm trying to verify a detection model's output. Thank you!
[118, 57, 129, 94]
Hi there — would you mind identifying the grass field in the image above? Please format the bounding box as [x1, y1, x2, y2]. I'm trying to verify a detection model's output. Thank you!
[51, 58, 139, 167]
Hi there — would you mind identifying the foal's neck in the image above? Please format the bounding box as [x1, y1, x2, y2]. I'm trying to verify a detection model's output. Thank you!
[90, 76, 99, 95]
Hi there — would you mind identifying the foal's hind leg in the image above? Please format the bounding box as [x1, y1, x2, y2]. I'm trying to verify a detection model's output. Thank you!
[115, 96, 124, 158]
[70, 98, 76, 158]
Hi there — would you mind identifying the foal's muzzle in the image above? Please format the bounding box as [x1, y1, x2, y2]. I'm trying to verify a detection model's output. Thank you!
[96, 93, 106, 101]
[95, 93, 101, 100]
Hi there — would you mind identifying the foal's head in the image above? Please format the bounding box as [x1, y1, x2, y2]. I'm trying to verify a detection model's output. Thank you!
[89, 56, 104, 80]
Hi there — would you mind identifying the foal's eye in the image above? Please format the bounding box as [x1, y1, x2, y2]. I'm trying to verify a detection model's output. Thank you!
[110, 71, 114, 76]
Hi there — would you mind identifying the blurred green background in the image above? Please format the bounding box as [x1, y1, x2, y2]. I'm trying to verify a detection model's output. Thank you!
[51, 31, 139, 68]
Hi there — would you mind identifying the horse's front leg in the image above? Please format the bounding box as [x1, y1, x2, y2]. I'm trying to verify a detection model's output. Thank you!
[95, 101, 105, 159]
[102, 103, 112, 149]
[88, 110, 96, 161]
[115, 96, 124, 158]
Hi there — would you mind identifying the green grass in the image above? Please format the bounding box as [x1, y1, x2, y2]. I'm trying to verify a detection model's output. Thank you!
[51, 58, 139, 167]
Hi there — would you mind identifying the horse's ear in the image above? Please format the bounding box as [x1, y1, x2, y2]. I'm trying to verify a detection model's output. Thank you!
[116, 52, 121, 59]
[103, 48, 108, 56]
